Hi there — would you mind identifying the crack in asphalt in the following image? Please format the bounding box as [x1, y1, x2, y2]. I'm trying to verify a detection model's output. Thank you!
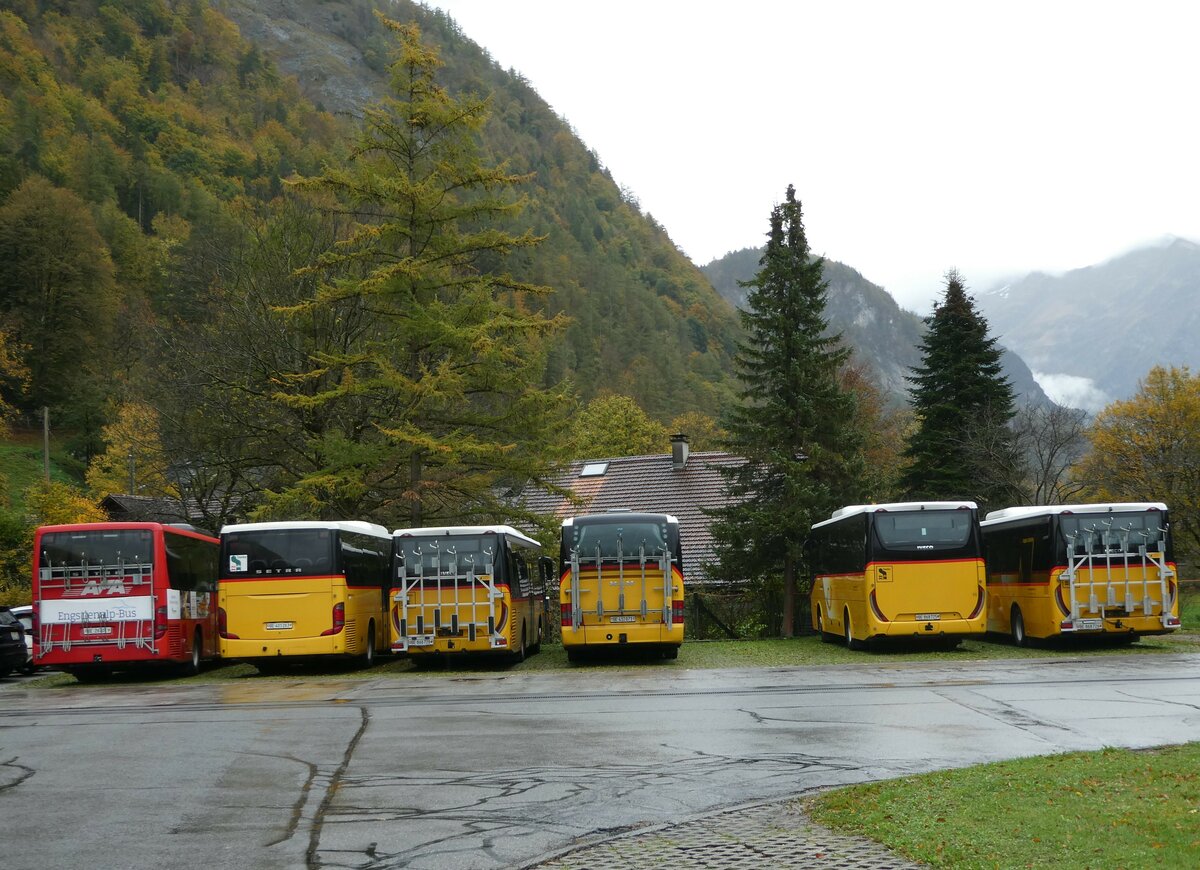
[308, 705, 370, 869]
[0, 755, 34, 793]
[935, 687, 1075, 745]
[308, 748, 862, 869]
[241, 751, 322, 848]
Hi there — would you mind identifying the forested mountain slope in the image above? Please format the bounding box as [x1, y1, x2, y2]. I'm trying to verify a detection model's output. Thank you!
[219, 0, 742, 419]
[703, 248, 1051, 406]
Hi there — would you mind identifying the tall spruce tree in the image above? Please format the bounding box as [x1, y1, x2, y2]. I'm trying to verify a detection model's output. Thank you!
[269, 17, 569, 527]
[707, 185, 863, 636]
[901, 270, 1022, 508]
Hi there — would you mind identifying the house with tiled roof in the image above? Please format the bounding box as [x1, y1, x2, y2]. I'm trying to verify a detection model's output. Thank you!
[515, 435, 745, 585]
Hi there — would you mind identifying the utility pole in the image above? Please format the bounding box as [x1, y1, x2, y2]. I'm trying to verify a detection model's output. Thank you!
[42, 407, 50, 481]
[128, 449, 136, 495]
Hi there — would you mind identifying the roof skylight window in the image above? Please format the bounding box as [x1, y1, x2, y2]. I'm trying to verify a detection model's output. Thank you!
[580, 461, 609, 477]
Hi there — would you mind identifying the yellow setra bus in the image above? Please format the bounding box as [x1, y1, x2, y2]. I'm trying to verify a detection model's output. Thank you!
[808, 501, 987, 649]
[559, 511, 684, 662]
[390, 526, 551, 662]
[980, 502, 1181, 644]
[218, 521, 392, 670]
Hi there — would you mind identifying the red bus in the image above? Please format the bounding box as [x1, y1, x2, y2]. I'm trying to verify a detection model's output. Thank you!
[33, 522, 220, 680]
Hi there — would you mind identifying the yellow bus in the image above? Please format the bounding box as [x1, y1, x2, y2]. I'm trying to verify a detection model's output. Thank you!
[560, 511, 684, 662]
[808, 502, 987, 649]
[981, 502, 1181, 645]
[391, 526, 552, 662]
[218, 521, 392, 671]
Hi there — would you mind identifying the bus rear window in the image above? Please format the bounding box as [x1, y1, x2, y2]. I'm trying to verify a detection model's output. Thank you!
[396, 535, 496, 577]
[570, 522, 668, 560]
[1061, 512, 1166, 550]
[874, 511, 972, 551]
[39, 530, 155, 569]
[222, 529, 335, 578]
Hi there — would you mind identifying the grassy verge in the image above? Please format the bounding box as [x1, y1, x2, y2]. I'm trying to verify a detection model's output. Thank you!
[807, 743, 1200, 868]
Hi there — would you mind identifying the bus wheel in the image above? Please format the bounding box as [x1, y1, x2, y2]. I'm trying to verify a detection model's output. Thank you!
[661, 645, 679, 660]
[565, 648, 582, 665]
[180, 628, 202, 677]
[530, 618, 543, 655]
[844, 609, 864, 651]
[359, 623, 376, 669]
[817, 607, 835, 643]
[1011, 606, 1028, 647]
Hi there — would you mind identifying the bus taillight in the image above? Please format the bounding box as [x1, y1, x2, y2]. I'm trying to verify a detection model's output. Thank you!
[154, 605, 168, 640]
[560, 602, 571, 627]
[671, 600, 684, 625]
[869, 589, 888, 622]
[321, 602, 346, 636]
[218, 607, 239, 640]
[968, 586, 986, 620]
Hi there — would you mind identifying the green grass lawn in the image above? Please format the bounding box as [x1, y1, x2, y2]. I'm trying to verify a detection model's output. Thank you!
[808, 743, 1200, 868]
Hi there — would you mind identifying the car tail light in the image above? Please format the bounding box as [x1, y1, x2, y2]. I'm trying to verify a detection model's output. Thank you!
[321, 602, 345, 636]
[154, 605, 168, 640]
[672, 600, 684, 625]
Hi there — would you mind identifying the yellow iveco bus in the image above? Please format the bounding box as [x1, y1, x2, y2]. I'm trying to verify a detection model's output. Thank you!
[218, 521, 392, 671]
[560, 511, 684, 662]
[981, 502, 1180, 645]
[808, 502, 987, 649]
[391, 526, 552, 662]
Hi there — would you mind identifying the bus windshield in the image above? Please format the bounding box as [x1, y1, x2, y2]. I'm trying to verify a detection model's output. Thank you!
[222, 529, 335, 578]
[873, 510, 973, 551]
[396, 535, 497, 577]
[570, 521, 668, 560]
[40, 529, 155, 568]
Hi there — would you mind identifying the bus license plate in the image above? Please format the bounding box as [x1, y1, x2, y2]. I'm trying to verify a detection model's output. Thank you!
[1076, 618, 1103, 631]
[408, 636, 434, 646]
[916, 613, 941, 621]
[82, 627, 112, 636]
[265, 622, 294, 631]
[610, 615, 636, 623]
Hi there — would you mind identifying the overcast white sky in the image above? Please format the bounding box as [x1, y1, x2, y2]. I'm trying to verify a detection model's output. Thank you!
[425, 1, 1200, 313]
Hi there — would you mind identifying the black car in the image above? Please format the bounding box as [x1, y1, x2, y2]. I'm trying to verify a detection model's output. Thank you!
[0, 606, 27, 678]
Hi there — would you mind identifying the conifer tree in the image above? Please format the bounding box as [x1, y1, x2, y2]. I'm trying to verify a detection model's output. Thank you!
[272, 17, 569, 525]
[707, 185, 863, 636]
[900, 270, 1022, 508]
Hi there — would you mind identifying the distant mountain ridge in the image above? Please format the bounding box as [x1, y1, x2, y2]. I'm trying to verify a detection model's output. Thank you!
[976, 238, 1200, 410]
[703, 249, 1051, 407]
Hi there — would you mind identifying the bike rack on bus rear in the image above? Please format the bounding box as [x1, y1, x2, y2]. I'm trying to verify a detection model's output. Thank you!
[1061, 520, 1175, 630]
[394, 541, 506, 651]
[567, 532, 673, 631]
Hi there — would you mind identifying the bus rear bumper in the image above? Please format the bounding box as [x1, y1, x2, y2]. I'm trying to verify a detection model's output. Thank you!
[561, 622, 683, 650]
[871, 618, 987, 639]
[220, 637, 344, 659]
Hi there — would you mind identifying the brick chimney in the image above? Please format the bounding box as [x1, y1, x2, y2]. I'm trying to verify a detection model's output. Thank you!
[670, 433, 689, 471]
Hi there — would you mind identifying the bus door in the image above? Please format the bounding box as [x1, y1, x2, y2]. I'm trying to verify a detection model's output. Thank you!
[393, 536, 506, 652]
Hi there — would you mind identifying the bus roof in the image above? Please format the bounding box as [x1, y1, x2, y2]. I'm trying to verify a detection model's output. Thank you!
[391, 525, 542, 549]
[219, 520, 391, 539]
[981, 502, 1169, 527]
[36, 521, 218, 541]
[561, 512, 679, 528]
[812, 501, 977, 531]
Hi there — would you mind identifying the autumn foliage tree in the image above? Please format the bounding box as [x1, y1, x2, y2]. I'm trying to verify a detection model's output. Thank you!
[1075, 365, 1200, 570]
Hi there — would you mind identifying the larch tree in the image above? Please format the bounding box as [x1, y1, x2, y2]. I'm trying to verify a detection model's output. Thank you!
[900, 270, 1023, 511]
[707, 185, 863, 637]
[274, 18, 569, 526]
